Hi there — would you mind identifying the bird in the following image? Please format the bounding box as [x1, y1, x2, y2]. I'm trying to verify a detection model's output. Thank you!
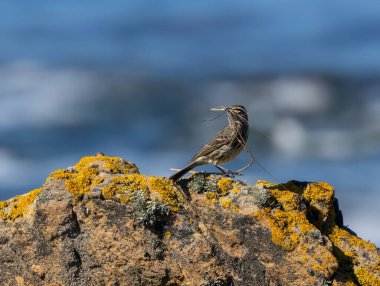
[169, 105, 249, 182]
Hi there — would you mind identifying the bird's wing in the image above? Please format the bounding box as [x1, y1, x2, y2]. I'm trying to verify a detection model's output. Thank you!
[189, 126, 231, 163]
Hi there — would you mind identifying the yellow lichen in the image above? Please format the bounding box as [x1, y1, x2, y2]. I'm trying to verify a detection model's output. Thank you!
[220, 198, 232, 208]
[103, 158, 135, 174]
[101, 174, 184, 211]
[278, 181, 336, 230]
[47, 156, 136, 201]
[303, 182, 334, 203]
[205, 192, 218, 206]
[0, 201, 9, 220]
[355, 267, 380, 286]
[0, 188, 43, 221]
[255, 187, 315, 251]
[49, 169, 73, 180]
[343, 281, 359, 286]
[296, 244, 338, 278]
[199, 177, 241, 210]
[217, 177, 233, 195]
[256, 179, 275, 188]
[253, 181, 341, 251]
[148, 177, 184, 211]
[230, 203, 241, 213]
[329, 226, 379, 286]
[102, 174, 148, 199]
[74, 155, 139, 174]
[303, 182, 335, 222]
[117, 193, 133, 204]
[92, 177, 105, 186]
[255, 180, 379, 283]
[269, 208, 314, 251]
[271, 189, 299, 211]
[74, 155, 102, 169]
[64, 166, 98, 199]
[102, 174, 148, 203]
[329, 226, 377, 254]
[259, 180, 335, 215]
[312, 261, 328, 275]
[165, 231, 172, 239]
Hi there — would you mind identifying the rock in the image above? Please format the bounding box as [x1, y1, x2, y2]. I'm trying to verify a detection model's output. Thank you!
[0, 155, 379, 286]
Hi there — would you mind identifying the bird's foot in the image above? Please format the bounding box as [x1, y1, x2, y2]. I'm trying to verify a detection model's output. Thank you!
[215, 165, 242, 178]
[225, 170, 243, 178]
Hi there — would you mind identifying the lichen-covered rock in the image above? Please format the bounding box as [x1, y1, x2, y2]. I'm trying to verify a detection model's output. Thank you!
[0, 155, 379, 286]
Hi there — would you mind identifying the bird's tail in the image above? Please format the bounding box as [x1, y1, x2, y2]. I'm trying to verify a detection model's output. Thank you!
[169, 161, 199, 182]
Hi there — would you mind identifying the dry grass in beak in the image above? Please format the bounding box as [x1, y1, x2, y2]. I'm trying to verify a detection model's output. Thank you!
[210, 106, 226, 111]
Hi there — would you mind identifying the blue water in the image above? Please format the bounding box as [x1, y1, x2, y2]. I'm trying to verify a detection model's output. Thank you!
[1, 1, 380, 77]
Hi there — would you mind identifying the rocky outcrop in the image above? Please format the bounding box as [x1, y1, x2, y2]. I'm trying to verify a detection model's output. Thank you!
[0, 155, 379, 286]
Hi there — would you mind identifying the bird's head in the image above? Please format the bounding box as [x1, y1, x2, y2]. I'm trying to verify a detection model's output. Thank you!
[211, 105, 248, 125]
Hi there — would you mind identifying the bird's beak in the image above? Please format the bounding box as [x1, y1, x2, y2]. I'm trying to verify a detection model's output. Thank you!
[210, 106, 226, 111]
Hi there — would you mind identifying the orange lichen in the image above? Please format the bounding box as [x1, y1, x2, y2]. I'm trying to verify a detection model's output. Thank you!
[217, 177, 233, 195]
[0, 188, 43, 221]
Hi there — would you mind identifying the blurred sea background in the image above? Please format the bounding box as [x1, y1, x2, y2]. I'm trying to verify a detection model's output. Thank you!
[0, 1, 379, 245]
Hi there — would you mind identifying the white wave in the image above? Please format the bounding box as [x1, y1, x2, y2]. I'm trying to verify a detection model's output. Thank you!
[0, 61, 101, 129]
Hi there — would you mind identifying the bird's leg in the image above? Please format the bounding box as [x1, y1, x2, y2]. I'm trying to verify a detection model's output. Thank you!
[215, 165, 242, 177]
[215, 164, 228, 174]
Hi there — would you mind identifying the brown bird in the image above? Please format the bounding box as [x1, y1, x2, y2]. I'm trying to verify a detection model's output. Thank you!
[169, 105, 249, 182]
